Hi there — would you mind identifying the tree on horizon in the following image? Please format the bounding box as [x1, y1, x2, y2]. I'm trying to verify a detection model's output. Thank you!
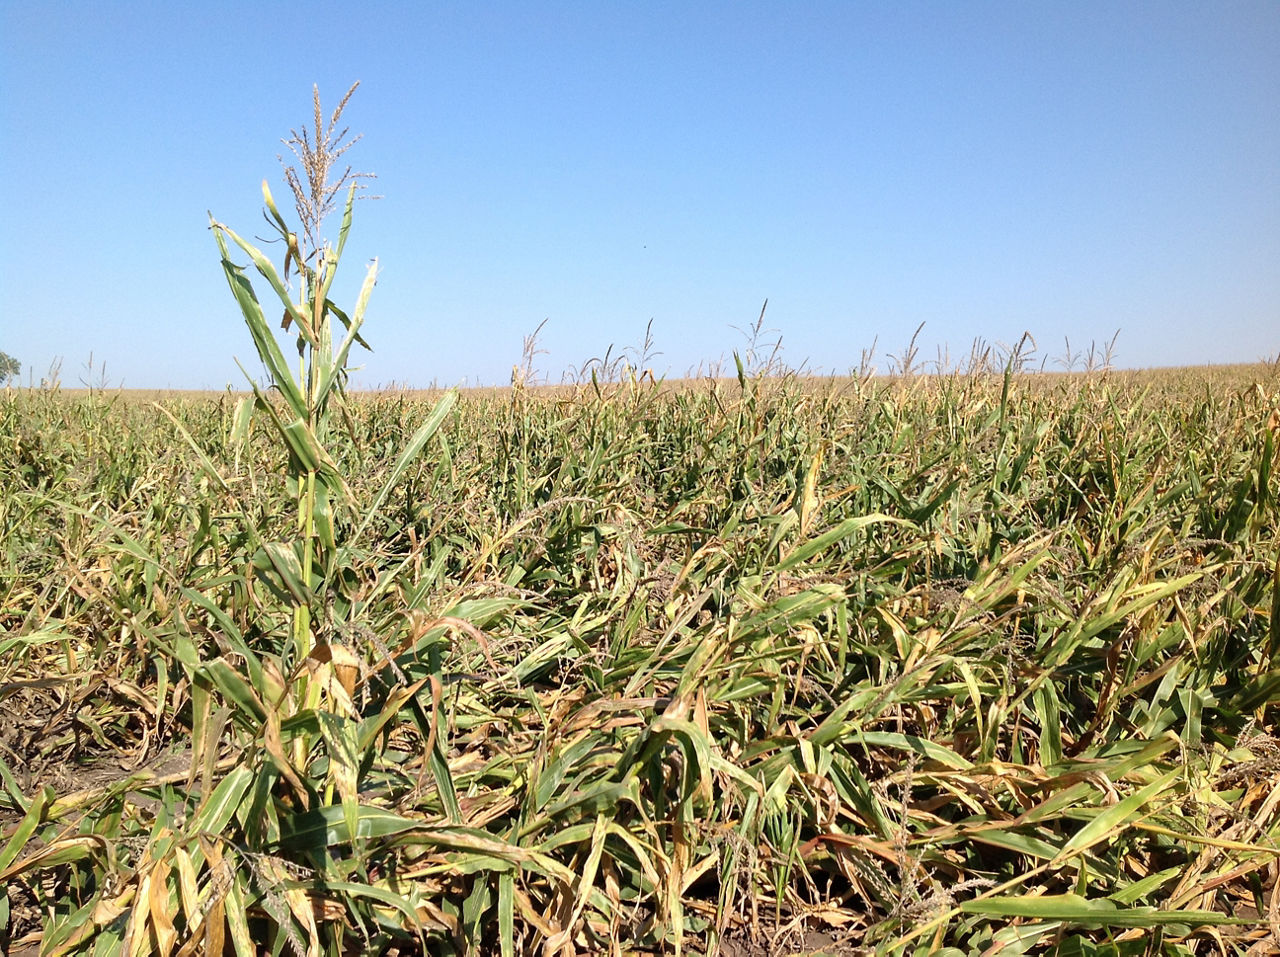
[0, 351, 21, 386]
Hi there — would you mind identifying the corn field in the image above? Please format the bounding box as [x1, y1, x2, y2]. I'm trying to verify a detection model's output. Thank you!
[3, 81, 1279, 957]
[2, 358, 1279, 955]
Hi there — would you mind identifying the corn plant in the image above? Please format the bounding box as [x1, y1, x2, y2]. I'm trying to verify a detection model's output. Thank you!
[182, 86, 459, 950]
[0, 85, 460, 956]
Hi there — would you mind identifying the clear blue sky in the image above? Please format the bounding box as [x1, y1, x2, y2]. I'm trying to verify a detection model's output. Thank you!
[2, 2, 1277, 389]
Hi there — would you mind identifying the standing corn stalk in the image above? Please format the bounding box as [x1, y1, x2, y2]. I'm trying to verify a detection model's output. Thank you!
[206, 82, 455, 856]
[209, 82, 400, 671]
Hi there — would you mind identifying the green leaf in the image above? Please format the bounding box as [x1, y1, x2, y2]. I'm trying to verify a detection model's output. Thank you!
[1055, 770, 1179, 861]
[533, 736, 601, 812]
[189, 766, 254, 835]
[251, 541, 311, 606]
[1033, 682, 1063, 767]
[651, 716, 714, 801]
[858, 731, 972, 770]
[959, 893, 1243, 928]
[739, 583, 846, 636]
[779, 513, 913, 571]
[964, 825, 1062, 861]
[317, 257, 377, 403]
[217, 218, 312, 347]
[326, 301, 371, 351]
[0, 785, 51, 875]
[498, 871, 515, 957]
[351, 390, 457, 546]
[1108, 865, 1182, 905]
[278, 804, 424, 851]
[211, 220, 306, 416]
[200, 659, 267, 724]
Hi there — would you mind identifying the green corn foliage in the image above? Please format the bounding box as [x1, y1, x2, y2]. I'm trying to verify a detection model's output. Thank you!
[210, 178, 372, 666]
[2, 330, 1279, 954]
